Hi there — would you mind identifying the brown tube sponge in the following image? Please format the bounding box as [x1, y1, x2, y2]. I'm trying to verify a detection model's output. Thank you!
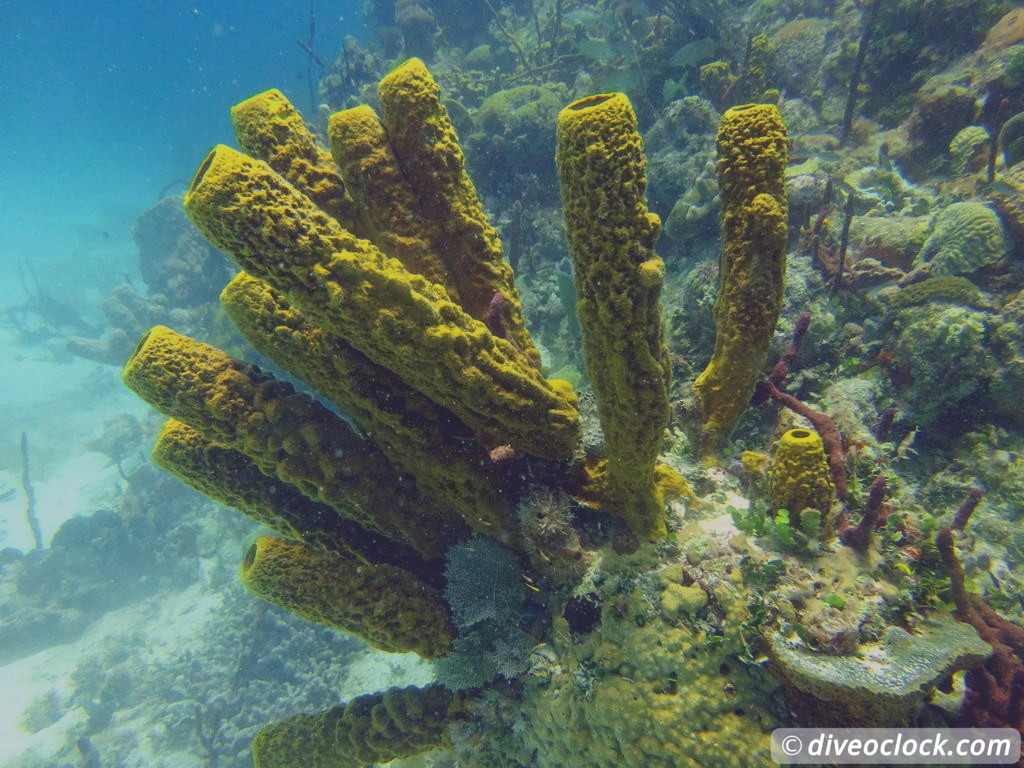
[230, 88, 363, 234]
[692, 104, 789, 454]
[252, 685, 466, 768]
[151, 418, 435, 577]
[240, 536, 455, 658]
[376, 58, 540, 367]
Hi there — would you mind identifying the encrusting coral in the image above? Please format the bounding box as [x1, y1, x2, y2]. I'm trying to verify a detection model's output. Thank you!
[120, 58, 1001, 768]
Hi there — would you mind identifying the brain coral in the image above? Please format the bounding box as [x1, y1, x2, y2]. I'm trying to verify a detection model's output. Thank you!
[947, 125, 990, 176]
[913, 201, 1008, 277]
[990, 160, 1024, 240]
[891, 303, 997, 425]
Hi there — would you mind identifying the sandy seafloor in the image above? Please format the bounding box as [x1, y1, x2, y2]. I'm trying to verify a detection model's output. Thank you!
[0, 323, 431, 766]
[0, 3, 414, 761]
[0, 581, 430, 767]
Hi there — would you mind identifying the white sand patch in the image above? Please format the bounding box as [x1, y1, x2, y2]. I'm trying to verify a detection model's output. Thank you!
[0, 452, 127, 552]
[0, 582, 221, 765]
[339, 649, 434, 702]
[0, 323, 151, 549]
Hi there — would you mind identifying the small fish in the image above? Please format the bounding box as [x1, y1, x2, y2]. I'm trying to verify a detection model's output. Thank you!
[562, 9, 601, 27]
[574, 37, 621, 62]
[877, 142, 893, 172]
[984, 180, 1016, 196]
[523, 574, 542, 592]
[833, 178, 857, 198]
[669, 38, 719, 69]
[894, 428, 919, 462]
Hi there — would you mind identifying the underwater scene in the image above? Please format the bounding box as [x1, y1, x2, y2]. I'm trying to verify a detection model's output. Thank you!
[3, 0, 1024, 766]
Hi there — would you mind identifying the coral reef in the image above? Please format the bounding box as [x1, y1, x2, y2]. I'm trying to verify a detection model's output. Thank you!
[911, 201, 1009, 279]
[112, 35, 1024, 768]
[66, 196, 231, 366]
[21, 2, 1024, 768]
[0, 460, 200, 666]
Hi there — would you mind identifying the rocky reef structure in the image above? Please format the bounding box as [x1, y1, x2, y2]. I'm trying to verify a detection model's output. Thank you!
[66, 196, 233, 366]
[119, 57, 1012, 768]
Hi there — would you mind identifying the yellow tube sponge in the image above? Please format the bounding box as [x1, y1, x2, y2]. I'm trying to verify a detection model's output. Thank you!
[122, 325, 467, 559]
[377, 58, 540, 368]
[556, 93, 671, 540]
[768, 428, 834, 521]
[240, 536, 455, 658]
[326, 105, 453, 292]
[693, 104, 789, 454]
[152, 419, 432, 571]
[220, 271, 520, 544]
[252, 684, 466, 768]
[183, 144, 580, 460]
[230, 88, 363, 234]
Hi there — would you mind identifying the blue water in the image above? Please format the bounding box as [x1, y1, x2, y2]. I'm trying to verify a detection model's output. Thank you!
[2, 1, 1021, 765]
[1, 0, 365, 300]
[1, 7, 384, 760]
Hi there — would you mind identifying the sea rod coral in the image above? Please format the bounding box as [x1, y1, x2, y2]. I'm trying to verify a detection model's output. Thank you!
[121, 58, 994, 768]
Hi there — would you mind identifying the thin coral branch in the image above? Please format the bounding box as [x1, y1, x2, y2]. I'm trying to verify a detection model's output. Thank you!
[840, 0, 881, 144]
[751, 312, 810, 406]
[481, 0, 531, 72]
[20, 432, 43, 550]
[829, 192, 856, 297]
[952, 488, 983, 532]
[838, 474, 885, 551]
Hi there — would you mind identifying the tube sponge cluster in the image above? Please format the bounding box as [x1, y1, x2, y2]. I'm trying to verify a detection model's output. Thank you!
[121, 59, 585, 692]
[123, 325, 465, 559]
[183, 143, 578, 460]
[120, 58, 767, 768]
[219, 270, 519, 547]
[693, 104, 789, 454]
